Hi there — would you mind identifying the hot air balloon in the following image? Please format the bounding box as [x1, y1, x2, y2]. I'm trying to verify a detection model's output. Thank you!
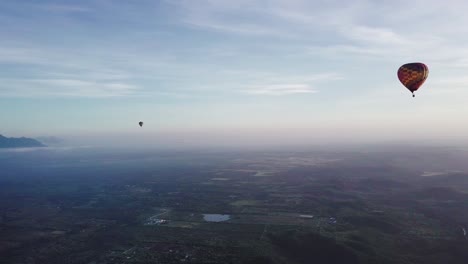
[139, 121, 143, 127]
[397, 62, 428, 97]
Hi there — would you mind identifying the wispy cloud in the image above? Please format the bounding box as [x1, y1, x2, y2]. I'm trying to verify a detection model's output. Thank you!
[41, 4, 92, 13]
[343, 25, 409, 45]
[245, 83, 317, 95]
[185, 19, 284, 36]
[240, 72, 341, 96]
[170, 0, 468, 70]
[172, 0, 292, 37]
[428, 76, 468, 94]
[0, 77, 138, 98]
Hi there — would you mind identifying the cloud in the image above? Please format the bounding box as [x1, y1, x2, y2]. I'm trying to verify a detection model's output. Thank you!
[427, 76, 468, 94]
[224, 71, 342, 96]
[171, 0, 293, 37]
[0, 44, 140, 98]
[170, 0, 468, 68]
[185, 19, 285, 36]
[343, 25, 409, 45]
[0, 78, 138, 98]
[41, 4, 92, 13]
[0, 46, 49, 65]
[245, 84, 317, 96]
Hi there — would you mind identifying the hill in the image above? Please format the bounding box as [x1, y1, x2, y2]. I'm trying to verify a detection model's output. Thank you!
[0, 135, 46, 148]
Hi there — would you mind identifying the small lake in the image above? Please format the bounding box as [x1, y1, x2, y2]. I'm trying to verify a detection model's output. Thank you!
[203, 214, 230, 222]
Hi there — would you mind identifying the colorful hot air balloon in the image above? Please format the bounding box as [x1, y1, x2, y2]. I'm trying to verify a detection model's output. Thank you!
[139, 121, 143, 127]
[397, 62, 428, 97]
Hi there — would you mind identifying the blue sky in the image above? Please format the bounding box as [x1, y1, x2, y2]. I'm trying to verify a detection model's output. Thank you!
[2, 0, 468, 146]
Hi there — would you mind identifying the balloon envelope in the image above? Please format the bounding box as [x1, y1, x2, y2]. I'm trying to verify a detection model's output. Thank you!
[397, 63, 428, 95]
[139, 121, 143, 127]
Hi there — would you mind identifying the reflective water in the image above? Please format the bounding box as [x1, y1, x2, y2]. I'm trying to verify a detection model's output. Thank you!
[203, 214, 230, 222]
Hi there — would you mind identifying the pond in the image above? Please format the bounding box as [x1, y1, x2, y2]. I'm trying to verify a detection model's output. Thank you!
[203, 214, 230, 222]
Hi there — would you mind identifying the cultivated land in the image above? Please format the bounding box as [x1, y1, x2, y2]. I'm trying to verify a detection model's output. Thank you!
[1, 147, 468, 263]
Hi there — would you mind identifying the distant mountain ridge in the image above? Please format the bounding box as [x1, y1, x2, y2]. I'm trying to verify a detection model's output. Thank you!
[0, 135, 46, 148]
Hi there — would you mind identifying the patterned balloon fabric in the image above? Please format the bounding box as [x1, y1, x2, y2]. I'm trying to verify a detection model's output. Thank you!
[397, 63, 429, 95]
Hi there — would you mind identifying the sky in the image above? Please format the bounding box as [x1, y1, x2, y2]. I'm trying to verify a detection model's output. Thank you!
[1, 0, 468, 147]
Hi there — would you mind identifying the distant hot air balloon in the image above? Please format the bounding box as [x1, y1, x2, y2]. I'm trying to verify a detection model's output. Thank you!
[139, 121, 143, 127]
[397, 62, 428, 97]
